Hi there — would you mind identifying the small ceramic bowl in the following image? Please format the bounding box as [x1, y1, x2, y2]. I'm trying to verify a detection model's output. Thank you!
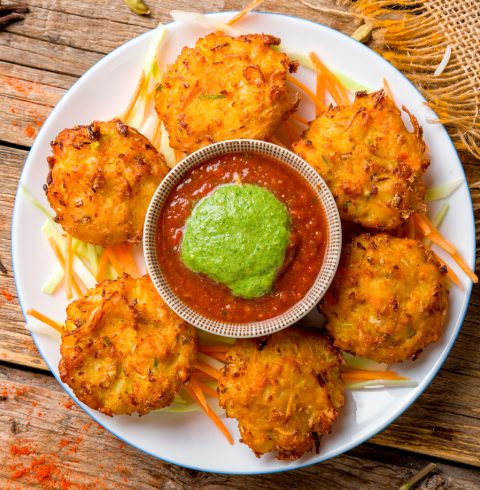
[143, 139, 341, 338]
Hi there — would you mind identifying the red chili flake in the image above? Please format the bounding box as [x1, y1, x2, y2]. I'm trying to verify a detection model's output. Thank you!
[0, 289, 13, 301]
[10, 445, 33, 456]
[63, 399, 74, 409]
[59, 439, 70, 448]
[80, 422, 92, 432]
[24, 125, 36, 138]
[15, 386, 29, 397]
[4, 78, 34, 96]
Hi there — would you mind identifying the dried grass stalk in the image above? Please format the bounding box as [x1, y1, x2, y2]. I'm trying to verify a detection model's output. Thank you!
[348, 0, 480, 160]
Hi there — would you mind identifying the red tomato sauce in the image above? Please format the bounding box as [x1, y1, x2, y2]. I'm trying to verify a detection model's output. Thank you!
[157, 153, 327, 323]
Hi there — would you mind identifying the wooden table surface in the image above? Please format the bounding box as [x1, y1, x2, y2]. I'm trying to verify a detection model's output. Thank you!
[1, 1, 480, 488]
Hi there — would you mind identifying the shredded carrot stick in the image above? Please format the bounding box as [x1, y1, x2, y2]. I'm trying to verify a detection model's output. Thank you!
[315, 72, 325, 116]
[290, 113, 309, 126]
[122, 70, 145, 124]
[193, 361, 220, 380]
[452, 252, 478, 283]
[227, 0, 265, 26]
[96, 249, 109, 282]
[174, 149, 183, 164]
[64, 235, 73, 300]
[186, 380, 208, 412]
[270, 136, 288, 149]
[414, 213, 477, 284]
[192, 379, 219, 399]
[383, 78, 394, 100]
[198, 344, 230, 354]
[342, 369, 407, 381]
[413, 213, 432, 236]
[441, 261, 463, 289]
[427, 231, 457, 256]
[414, 214, 455, 254]
[104, 246, 124, 277]
[151, 117, 162, 150]
[189, 388, 233, 444]
[27, 309, 63, 333]
[283, 121, 299, 146]
[309, 53, 350, 106]
[48, 236, 84, 297]
[287, 75, 324, 111]
[111, 243, 139, 277]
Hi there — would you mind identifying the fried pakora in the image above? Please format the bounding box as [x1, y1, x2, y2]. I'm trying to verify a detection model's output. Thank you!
[322, 234, 449, 364]
[218, 327, 344, 460]
[45, 119, 168, 247]
[293, 90, 429, 230]
[155, 32, 299, 153]
[59, 275, 198, 416]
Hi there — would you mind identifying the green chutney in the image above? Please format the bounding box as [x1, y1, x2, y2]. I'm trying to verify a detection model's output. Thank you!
[180, 184, 290, 299]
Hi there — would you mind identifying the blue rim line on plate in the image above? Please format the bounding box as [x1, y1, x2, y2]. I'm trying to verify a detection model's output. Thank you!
[11, 10, 476, 475]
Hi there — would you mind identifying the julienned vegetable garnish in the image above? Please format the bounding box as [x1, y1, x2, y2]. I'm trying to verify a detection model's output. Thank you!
[23, 2, 476, 457]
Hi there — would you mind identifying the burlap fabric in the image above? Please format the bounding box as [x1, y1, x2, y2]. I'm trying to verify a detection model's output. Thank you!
[303, 0, 480, 160]
[349, 0, 480, 160]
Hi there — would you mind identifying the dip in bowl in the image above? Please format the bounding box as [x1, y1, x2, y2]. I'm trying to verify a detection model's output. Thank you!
[144, 139, 341, 338]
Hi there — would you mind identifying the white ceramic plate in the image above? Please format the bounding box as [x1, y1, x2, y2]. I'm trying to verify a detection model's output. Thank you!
[12, 11, 475, 474]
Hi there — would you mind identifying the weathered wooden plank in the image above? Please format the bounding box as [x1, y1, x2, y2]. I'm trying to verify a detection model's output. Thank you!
[0, 0, 360, 87]
[6, 5, 148, 54]
[1, 364, 479, 489]
[0, 61, 70, 145]
[24, 0, 225, 27]
[0, 145, 47, 370]
[0, 31, 102, 78]
[0, 0, 226, 79]
[2, 135, 480, 463]
[1, 0, 480, 471]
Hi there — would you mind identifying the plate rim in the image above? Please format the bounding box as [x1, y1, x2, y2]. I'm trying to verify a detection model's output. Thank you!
[10, 10, 476, 475]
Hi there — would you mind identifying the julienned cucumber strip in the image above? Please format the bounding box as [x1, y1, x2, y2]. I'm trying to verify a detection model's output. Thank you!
[41, 265, 64, 294]
[343, 352, 388, 371]
[346, 379, 418, 390]
[21, 184, 53, 219]
[426, 179, 463, 202]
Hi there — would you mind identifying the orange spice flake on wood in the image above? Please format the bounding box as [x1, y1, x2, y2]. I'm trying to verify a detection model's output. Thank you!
[10, 445, 33, 456]
[24, 125, 36, 138]
[0, 289, 13, 301]
[63, 399, 75, 409]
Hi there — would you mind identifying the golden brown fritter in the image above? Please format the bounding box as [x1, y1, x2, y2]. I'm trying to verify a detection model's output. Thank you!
[293, 90, 429, 230]
[218, 327, 344, 460]
[155, 32, 299, 153]
[45, 119, 168, 247]
[59, 275, 198, 416]
[322, 234, 449, 364]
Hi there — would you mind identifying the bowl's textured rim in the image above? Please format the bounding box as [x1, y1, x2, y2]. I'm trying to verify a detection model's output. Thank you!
[143, 139, 342, 338]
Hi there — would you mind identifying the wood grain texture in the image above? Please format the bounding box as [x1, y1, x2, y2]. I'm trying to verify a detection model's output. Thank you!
[0, 146, 47, 370]
[1, 364, 479, 490]
[1, 0, 480, 477]
[1, 134, 479, 464]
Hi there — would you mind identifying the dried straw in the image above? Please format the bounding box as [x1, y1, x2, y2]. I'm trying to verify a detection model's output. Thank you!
[348, 0, 480, 160]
